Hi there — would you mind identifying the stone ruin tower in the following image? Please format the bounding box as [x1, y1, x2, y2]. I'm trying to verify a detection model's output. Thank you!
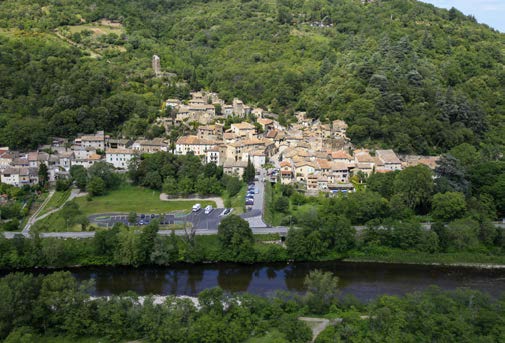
[152, 55, 161, 76]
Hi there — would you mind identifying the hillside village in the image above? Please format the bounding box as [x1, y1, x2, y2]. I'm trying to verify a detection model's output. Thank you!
[0, 90, 439, 193]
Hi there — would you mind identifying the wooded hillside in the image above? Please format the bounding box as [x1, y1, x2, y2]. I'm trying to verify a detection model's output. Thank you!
[0, 0, 504, 155]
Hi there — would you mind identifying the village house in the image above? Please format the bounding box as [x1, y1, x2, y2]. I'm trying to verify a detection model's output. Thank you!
[166, 99, 181, 108]
[230, 122, 256, 139]
[0, 150, 14, 170]
[57, 151, 74, 171]
[353, 150, 375, 175]
[11, 157, 29, 168]
[232, 98, 245, 117]
[132, 138, 167, 153]
[330, 150, 353, 164]
[331, 161, 350, 183]
[401, 155, 440, 170]
[317, 176, 329, 191]
[252, 108, 264, 118]
[257, 118, 274, 132]
[205, 146, 226, 166]
[279, 161, 293, 184]
[106, 139, 132, 149]
[247, 150, 266, 169]
[198, 124, 224, 141]
[306, 174, 319, 192]
[175, 136, 219, 156]
[106, 148, 137, 169]
[294, 161, 317, 182]
[332, 120, 348, 137]
[316, 159, 332, 173]
[223, 159, 248, 178]
[1, 167, 38, 187]
[73, 146, 97, 161]
[223, 105, 234, 117]
[76, 131, 106, 150]
[375, 149, 402, 171]
[73, 153, 103, 169]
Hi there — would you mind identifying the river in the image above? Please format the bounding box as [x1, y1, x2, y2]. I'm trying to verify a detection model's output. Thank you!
[55, 261, 505, 302]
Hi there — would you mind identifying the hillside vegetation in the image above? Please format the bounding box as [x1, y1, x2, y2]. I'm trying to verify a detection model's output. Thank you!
[0, 0, 504, 155]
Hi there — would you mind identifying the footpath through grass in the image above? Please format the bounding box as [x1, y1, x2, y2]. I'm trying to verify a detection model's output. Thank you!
[75, 185, 216, 215]
[37, 189, 72, 218]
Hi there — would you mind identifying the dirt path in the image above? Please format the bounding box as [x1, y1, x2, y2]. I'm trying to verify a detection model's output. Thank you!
[22, 190, 55, 234]
[159, 193, 224, 208]
[299, 317, 331, 343]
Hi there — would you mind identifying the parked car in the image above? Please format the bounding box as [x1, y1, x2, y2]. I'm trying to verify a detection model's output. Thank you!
[140, 214, 146, 219]
[192, 203, 201, 212]
[204, 205, 213, 214]
[223, 208, 231, 215]
[246, 200, 254, 205]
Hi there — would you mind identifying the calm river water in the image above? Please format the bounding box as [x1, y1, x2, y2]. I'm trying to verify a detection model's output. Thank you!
[61, 261, 505, 302]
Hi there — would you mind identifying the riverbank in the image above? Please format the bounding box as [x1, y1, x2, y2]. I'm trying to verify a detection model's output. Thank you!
[4, 231, 505, 271]
[345, 248, 505, 269]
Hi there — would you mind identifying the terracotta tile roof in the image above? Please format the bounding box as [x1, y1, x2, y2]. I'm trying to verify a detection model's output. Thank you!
[231, 122, 255, 130]
[330, 150, 352, 160]
[176, 135, 217, 145]
[106, 148, 135, 154]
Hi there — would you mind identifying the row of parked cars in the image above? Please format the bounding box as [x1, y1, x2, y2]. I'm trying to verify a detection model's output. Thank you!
[192, 204, 233, 216]
[138, 213, 171, 226]
[246, 182, 258, 206]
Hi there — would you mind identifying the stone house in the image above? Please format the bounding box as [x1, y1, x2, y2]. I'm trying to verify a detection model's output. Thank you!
[223, 159, 248, 178]
[106, 148, 137, 169]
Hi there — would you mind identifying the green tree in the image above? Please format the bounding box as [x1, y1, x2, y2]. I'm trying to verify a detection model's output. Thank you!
[38, 163, 48, 187]
[70, 165, 88, 190]
[137, 221, 159, 264]
[87, 176, 106, 196]
[393, 165, 434, 213]
[128, 212, 137, 225]
[243, 157, 256, 183]
[217, 215, 255, 261]
[162, 177, 179, 195]
[88, 162, 121, 190]
[303, 269, 340, 314]
[432, 192, 467, 221]
[274, 196, 289, 213]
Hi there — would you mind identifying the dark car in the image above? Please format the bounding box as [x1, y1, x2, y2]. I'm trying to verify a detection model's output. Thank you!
[223, 208, 231, 215]
[140, 214, 146, 219]
[151, 214, 156, 218]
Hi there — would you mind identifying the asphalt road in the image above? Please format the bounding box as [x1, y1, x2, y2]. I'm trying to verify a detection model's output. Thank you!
[2, 226, 289, 239]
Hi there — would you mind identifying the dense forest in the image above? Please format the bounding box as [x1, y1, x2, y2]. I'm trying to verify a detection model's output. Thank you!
[0, 0, 504, 155]
[0, 270, 504, 342]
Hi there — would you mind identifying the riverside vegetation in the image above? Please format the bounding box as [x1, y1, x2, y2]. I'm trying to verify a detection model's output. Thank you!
[0, 270, 505, 342]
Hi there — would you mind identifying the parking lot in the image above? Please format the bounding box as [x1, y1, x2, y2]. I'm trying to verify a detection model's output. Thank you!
[89, 207, 231, 230]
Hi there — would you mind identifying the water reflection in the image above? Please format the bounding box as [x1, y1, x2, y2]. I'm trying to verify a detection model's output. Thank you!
[53, 261, 505, 300]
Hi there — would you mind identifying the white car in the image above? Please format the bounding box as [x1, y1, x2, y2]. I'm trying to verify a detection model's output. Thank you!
[204, 205, 213, 214]
[192, 203, 201, 212]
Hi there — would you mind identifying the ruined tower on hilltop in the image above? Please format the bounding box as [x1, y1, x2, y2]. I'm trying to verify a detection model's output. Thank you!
[152, 55, 161, 76]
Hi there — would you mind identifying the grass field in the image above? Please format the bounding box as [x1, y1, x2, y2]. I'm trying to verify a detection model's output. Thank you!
[66, 21, 124, 36]
[74, 185, 216, 215]
[37, 189, 71, 218]
[223, 184, 247, 215]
